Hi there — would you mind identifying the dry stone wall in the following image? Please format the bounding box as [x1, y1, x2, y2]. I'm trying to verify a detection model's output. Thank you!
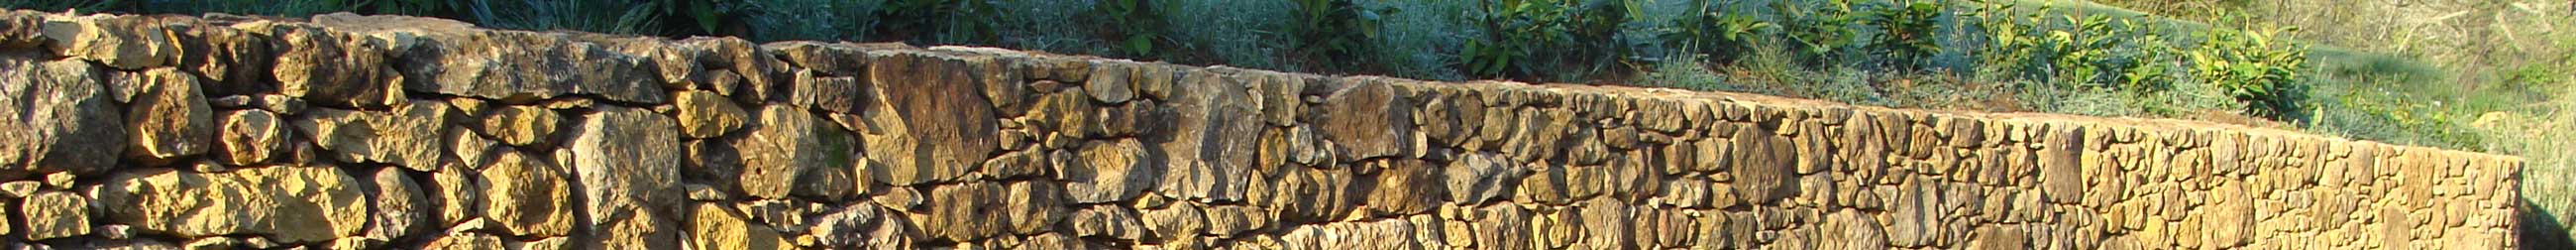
[0, 10, 2525, 250]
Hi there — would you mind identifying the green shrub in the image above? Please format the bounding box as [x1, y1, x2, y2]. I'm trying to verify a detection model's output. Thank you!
[1771, 0, 1859, 67]
[1461, 0, 1639, 81]
[1859, 0, 1943, 68]
[2189, 23, 2308, 120]
[1086, 0, 1174, 58]
[1286, 0, 1396, 71]
[1656, 0, 1770, 64]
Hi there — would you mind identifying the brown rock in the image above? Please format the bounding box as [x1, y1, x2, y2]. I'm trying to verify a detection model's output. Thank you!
[1445, 153, 1521, 204]
[789, 68, 868, 113]
[427, 163, 482, 227]
[1154, 68, 1262, 201]
[735, 104, 856, 199]
[23, 190, 91, 240]
[215, 109, 287, 166]
[1003, 181, 1069, 234]
[479, 150, 575, 237]
[2039, 124, 2086, 203]
[1070, 204, 1146, 240]
[924, 182, 1008, 241]
[241, 21, 403, 108]
[1817, 208, 1886, 250]
[1365, 159, 1447, 215]
[566, 106, 684, 249]
[1140, 201, 1208, 242]
[1318, 77, 1416, 161]
[1728, 126, 1798, 204]
[1085, 62, 1134, 103]
[1062, 139, 1161, 203]
[688, 203, 802, 250]
[41, 14, 177, 69]
[93, 166, 369, 244]
[478, 105, 562, 148]
[124, 67, 214, 163]
[1, 58, 126, 178]
[860, 51, 999, 186]
[361, 166, 430, 241]
[313, 14, 666, 104]
[674, 90, 750, 139]
[763, 41, 869, 74]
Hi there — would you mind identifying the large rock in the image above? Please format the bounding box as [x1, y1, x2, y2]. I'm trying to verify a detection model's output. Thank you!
[1727, 126, 1798, 204]
[22, 190, 92, 240]
[1000, 180, 1070, 234]
[1153, 68, 1262, 201]
[859, 51, 999, 186]
[673, 91, 749, 139]
[92, 166, 370, 244]
[479, 150, 575, 237]
[40, 14, 176, 69]
[123, 67, 214, 163]
[2038, 124, 2086, 203]
[313, 13, 666, 104]
[426, 164, 482, 227]
[687, 203, 800, 250]
[360, 166, 429, 242]
[924, 182, 1009, 241]
[168, 19, 272, 90]
[1445, 153, 1521, 204]
[1318, 77, 1416, 161]
[1069, 204, 1146, 240]
[790, 68, 869, 114]
[215, 109, 288, 166]
[477, 105, 562, 148]
[292, 100, 454, 172]
[239, 21, 402, 108]
[678, 37, 780, 98]
[1364, 159, 1446, 215]
[1, 58, 126, 178]
[566, 106, 684, 249]
[734, 104, 856, 199]
[1062, 139, 1162, 203]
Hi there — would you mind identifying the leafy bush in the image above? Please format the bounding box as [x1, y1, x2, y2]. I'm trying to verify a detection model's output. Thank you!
[1086, 0, 1174, 58]
[1859, 0, 1943, 68]
[1285, 0, 1395, 70]
[1656, 0, 1770, 65]
[1461, 0, 1639, 81]
[2189, 23, 2308, 119]
[1770, 0, 1859, 66]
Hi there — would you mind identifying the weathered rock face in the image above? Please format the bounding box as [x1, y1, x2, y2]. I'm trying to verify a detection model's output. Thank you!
[478, 151, 574, 237]
[122, 67, 215, 163]
[2, 57, 126, 178]
[859, 51, 999, 186]
[566, 106, 684, 249]
[0, 10, 2522, 250]
[92, 166, 369, 244]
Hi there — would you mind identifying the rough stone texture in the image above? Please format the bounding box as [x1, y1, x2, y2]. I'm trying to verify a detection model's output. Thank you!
[673, 90, 749, 139]
[92, 166, 368, 244]
[687, 203, 798, 250]
[23, 190, 91, 240]
[360, 166, 428, 242]
[734, 104, 855, 199]
[859, 51, 999, 186]
[2, 57, 126, 178]
[214, 109, 287, 166]
[479, 150, 574, 237]
[0, 11, 2522, 250]
[567, 106, 685, 250]
[123, 67, 214, 163]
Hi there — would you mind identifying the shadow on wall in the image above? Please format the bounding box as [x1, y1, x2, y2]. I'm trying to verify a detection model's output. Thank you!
[2523, 198, 2576, 249]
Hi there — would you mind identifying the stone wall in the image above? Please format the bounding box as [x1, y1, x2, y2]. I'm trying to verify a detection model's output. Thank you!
[0, 10, 2524, 250]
